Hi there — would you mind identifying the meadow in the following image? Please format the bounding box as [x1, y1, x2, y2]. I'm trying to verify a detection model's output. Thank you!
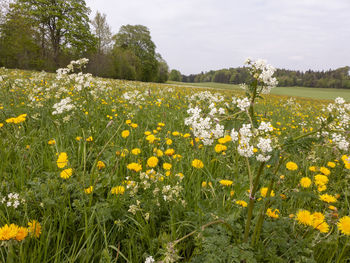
[0, 59, 350, 263]
[168, 81, 350, 101]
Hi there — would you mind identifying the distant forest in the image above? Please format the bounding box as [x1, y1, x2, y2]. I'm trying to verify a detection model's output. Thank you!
[175, 66, 350, 89]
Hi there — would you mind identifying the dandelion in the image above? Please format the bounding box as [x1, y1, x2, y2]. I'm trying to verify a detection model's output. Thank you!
[76, 136, 82, 141]
[0, 224, 18, 240]
[146, 134, 156, 143]
[86, 136, 93, 142]
[219, 179, 233, 186]
[260, 187, 275, 198]
[131, 148, 141, 155]
[60, 168, 72, 179]
[338, 216, 350, 235]
[28, 220, 41, 238]
[147, 156, 158, 168]
[236, 200, 248, 207]
[165, 148, 175, 156]
[215, 144, 227, 153]
[97, 161, 106, 170]
[300, 177, 312, 188]
[84, 186, 93, 194]
[286, 161, 298, 171]
[266, 208, 280, 219]
[314, 174, 328, 186]
[296, 210, 313, 226]
[15, 227, 28, 241]
[127, 162, 142, 172]
[57, 152, 68, 168]
[192, 159, 204, 169]
[166, 139, 173, 145]
[111, 186, 125, 195]
[48, 139, 56, 145]
[309, 166, 317, 172]
[121, 130, 130, 138]
[319, 167, 330, 176]
[327, 162, 336, 168]
[319, 194, 337, 203]
[163, 163, 172, 170]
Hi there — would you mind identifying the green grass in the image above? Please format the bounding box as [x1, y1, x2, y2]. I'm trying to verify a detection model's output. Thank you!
[167, 81, 350, 101]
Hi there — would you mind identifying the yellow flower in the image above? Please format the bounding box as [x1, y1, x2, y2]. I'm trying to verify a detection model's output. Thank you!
[146, 134, 156, 143]
[218, 135, 231, 144]
[127, 162, 142, 172]
[147, 156, 159, 168]
[131, 148, 141, 155]
[60, 168, 73, 179]
[286, 161, 298, 171]
[219, 179, 233, 186]
[300, 177, 312, 188]
[111, 186, 125, 195]
[319, 194, 337, 203]
[57, 152, 68, 168]
[131, 123, 138, 128]
[86, 136, 93, 142]
[48, 139, 56, 145]
[319, 167, 330, 176]
[266, 208, 280, 219]
[84, 186, 93, 194]
[172, 131, 180, 136]
[309, 166, 317, 172]
[15, 227, 28, 241]
[215, 144, 227, 153]
[338, 216, 350, 235]
[260, 187, 275, 198]
[166, 138, 173, 145]
[76, 136, 82, 141]
[125, 120, 132, 125]
[121, 130, 130, 138]
[28, 220, 41, 238]
[164, 148, 175, 156]
[236, 200, 248, 207]
[327, 162, 336, 168]
[192, 159, 204, 169]
[163, 163, 172, 170]
[296, 210, 313, 226]
[97, 161, 106, 170]
[158, 122, 165, 127]
[0, 224, 18, 240]
[0, 123, 3, 128]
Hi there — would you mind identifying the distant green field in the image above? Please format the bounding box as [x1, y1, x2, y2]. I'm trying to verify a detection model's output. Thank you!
[167, 81, 350, 101]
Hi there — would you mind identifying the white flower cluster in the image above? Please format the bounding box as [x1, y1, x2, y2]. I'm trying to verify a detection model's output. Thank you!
[56, 58, 89, 79]
[122, 90, 146, 105]
[230, 121, 274, 161]
[145, 256, 155, 263]
[187, 91, 224, 104]
[234, 97, 250, 111]
[245, 58, 278, 94]
[52, 97, 75, 115]
[185, 106, 224, 145]
[1, 192, 25, 208]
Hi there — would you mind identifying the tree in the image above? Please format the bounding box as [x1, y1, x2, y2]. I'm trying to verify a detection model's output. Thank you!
[91, 11, 112, 55]
[114, 24, 158, 82]
[18, 0, 95, 66]
[169, 69, 182, 82]
[155, 53, 169, 83]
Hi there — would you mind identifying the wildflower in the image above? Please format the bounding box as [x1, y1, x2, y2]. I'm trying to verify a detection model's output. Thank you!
[319, 194, 337, 203]
[166, 139, 173, 145]
[266, 208, 280, 219]
[145, 256, 155, 263]
[111, 186, 125, 195]
[76, 136, 82, 141]
[300, 177, 312, 188]
[230, 190, 235, 197]
[327, 162, 336, 168]
[314, 174, 328, 186]
[338, 216, 350, 235]
[125, 120, 132, 125]
[86, 136, 93, 142]
[28, 220, 41, 238]
[260, 187, 275, 198]
[219, 179, 233, 186]
[57, 152, 68, 168]
[296, 210, 313, 226]
[319, 167, 330, 176]
[165, 148, 175, 156]
[97, 161, 106, 170]
[146, 134, 156, 143]
[286, 161, 298, 171]
[202, 181, 208, 188]
[218, 135, 231, 144]
[236, 200, 248, 207]
[172, 131, 180, 136]
[84, 186, 93, 194]
[121, 130, 130, 138]
[60, 168, 73, 179]
[131, 123, 138, 128]
[0, 224, 18, 240]
[48, 139, 56, 145]
[131, 148, 141, 155]
[15, 227, 28, 241]
[215, 144, 227, 153]
[163, 163, 172, 170]
[127, 162, 142, 172]
[192, 159, 204, 169]
[147, 156, 159, 168]
[155, 149, 164, 157]
[0, 123, 3, 128]
[309, 166, 317, 172]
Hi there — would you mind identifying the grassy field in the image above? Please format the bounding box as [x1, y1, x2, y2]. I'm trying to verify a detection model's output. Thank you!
[0, 64, 350, 262]
[168, 81, 350, 101]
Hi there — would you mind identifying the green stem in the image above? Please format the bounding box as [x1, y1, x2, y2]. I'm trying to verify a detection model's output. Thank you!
[243, 161, 265, 243]
[336, 237, 349, 263]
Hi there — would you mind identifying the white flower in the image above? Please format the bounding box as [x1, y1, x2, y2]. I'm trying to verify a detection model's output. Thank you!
[145, 256, 155, 263]
[237, 97, 250, 111]
[258, 121, 273, 132]
[230, 128, 239, 142]
[257, 137, 273, 153]
[335, 97, 345, 105]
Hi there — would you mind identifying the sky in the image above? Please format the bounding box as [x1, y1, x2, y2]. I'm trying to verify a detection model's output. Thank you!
[85, 0, 350, 75]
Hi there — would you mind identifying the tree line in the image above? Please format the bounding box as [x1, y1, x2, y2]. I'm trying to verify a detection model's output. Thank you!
[172, 66, 350, 89]
[0, 0, 169, 82]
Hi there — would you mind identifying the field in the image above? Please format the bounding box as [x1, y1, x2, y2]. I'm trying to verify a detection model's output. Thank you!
[168, 81, 350, 101]
[0, 61, 350, 263]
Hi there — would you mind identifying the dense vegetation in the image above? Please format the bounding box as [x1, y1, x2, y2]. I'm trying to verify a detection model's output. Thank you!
[179, 66, 350, 89]
[0, 0, 169, 83]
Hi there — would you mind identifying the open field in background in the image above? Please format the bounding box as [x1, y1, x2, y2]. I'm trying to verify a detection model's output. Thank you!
[168, 81, 350, 101]
[0, 66, 350, 262]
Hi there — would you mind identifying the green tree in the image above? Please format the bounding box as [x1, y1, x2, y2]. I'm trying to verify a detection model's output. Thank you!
[18, 0, 95, 66]
[114, 24, 158, 82]
[155, 53, 169, 83]
[169, 69, 182, 81]
[91, 11, 112, 55]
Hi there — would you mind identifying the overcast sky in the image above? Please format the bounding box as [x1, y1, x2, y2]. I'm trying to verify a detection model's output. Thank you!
[85, 0, 350, 75]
